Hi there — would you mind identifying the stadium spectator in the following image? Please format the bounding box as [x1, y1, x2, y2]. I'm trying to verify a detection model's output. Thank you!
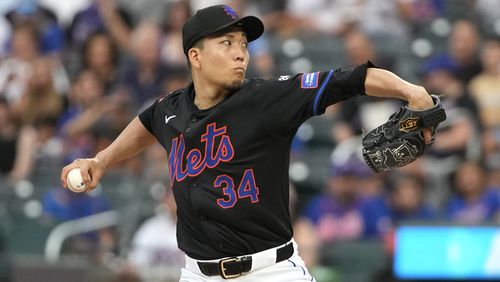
[0, 22, 69, 106]
[420, 55, 481, 161]
[160, 0, 191, 69]
[418, 54, 482, 206]
[298, 159, 371, 243]
[406, 0, 445, 33]
[60, 70, 134, 168]
[0, 23, 39, 106]
[126, 185, 184, 281]
[446, 19, 482, 84]
[58, 70, 113, 164]
[116, 21, 171, 109]
[0, 11, 12, 58]
[386, 172, 437, 223]
[0, 97, 36, 182]
[447, 161, 500, 223]
[4, 0, 64, 54]
[358, 173, 391, 238]
[14, 57, 63, 126]
[468, 35, 500, 161]
[68, 0, 132, 49]
[294, 155, 390, 282]
[80, 32, 120, 93]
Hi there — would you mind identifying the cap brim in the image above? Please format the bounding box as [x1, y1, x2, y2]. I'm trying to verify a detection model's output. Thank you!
[208, 15, 264, 43]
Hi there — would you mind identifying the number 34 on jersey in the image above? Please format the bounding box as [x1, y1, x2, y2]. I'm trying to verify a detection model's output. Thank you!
[168, 122, 260, 209]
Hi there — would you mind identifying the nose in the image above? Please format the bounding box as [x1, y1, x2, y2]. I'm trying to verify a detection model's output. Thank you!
[233, 46, 245, 62]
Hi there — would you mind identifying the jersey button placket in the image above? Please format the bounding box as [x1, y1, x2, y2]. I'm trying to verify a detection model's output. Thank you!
[191, 116, 197, 122]
[185, 127, 191, 134]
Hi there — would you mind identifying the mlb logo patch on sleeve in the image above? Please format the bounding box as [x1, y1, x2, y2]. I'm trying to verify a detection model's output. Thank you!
[300, 72, 320, 89]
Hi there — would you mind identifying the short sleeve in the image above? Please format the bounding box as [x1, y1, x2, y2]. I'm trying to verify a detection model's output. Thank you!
[138, 99, 160, 136]
[253, 62, 373, 137]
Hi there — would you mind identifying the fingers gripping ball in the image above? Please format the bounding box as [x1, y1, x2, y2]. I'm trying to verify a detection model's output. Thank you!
[66, 168, 87, 192]
[362, 95, 447, 174]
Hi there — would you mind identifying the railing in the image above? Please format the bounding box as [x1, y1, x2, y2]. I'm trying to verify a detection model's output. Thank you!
[44, 211, 120, 263]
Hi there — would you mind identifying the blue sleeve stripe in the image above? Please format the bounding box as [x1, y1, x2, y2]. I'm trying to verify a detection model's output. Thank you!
[313, 70, 334, 115]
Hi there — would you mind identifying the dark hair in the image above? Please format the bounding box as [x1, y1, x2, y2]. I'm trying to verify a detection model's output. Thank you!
[448, 159, 487, 194]
[483, 34, 500, 45]
[0, 96, 8, 106]
[163, 0, 192, 32]
[387, 172, 425, 192]
[81, 31, 119, 69]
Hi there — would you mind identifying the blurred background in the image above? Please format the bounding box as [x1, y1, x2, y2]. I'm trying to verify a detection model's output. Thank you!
[0, 0, 499, 281]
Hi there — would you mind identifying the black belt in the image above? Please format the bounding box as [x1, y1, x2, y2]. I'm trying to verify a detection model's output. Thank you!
[197, 242, 294, 279]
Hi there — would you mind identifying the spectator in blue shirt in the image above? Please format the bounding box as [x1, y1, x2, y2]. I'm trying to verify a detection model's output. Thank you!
[387, 172, 437, 223]
[300, 158, 371, 242]
[447, 161, 500, 223]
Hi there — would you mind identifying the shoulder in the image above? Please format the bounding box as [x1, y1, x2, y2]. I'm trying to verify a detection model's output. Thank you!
[468, 75, 484, 89]
[162, 88, 184, 101]
[154, 87, 186, 107]
[241, 78, 267, 89]
[242, 74, 301, 91]
[484, 189, 500, 203]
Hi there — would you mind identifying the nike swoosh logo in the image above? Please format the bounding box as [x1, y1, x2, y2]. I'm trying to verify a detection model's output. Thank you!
[165, 115, 176, 124]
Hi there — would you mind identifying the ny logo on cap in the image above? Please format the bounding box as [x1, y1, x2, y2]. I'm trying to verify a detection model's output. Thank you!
[223, 5, 238, 19]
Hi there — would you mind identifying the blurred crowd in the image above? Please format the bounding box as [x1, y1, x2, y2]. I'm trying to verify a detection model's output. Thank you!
[0, 0, 500, 281]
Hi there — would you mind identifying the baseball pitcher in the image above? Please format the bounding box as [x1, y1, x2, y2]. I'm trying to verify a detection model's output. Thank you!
[61, 5, 445, 281]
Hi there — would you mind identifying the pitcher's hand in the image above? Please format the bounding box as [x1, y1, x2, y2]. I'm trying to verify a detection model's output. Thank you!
[61, 158, 105, 192]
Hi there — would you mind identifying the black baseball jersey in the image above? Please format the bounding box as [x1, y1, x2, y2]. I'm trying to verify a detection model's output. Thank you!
[139, 62, 372, 260]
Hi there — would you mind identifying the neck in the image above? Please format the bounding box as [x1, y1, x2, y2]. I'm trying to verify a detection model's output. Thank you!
[192, 73, 231, 110]
[464, 189, 482, 203]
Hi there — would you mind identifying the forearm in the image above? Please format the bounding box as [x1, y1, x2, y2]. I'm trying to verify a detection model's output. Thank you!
[103, 13, 130, 50]
[9, 126, 36, 181]
[63, 107, 103, 137]
[99, 4, 131, 50]
[364, 68, 433, 110]
[95, 117, 156, 168]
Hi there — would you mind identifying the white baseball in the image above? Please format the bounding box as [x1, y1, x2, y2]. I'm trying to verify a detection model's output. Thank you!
[66, 168, 87, 192]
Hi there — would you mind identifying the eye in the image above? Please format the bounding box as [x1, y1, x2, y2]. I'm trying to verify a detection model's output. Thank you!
[221, 40, 231, 46]
[241, 42, 248, 49]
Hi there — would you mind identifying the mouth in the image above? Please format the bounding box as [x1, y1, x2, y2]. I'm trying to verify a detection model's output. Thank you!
[234, 67, 246, 74]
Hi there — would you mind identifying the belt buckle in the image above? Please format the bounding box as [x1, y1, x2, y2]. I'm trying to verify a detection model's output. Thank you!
[219, 257, 242, 279]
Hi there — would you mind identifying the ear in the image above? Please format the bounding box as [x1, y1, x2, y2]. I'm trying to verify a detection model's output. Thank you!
[188, 48, 201, 69]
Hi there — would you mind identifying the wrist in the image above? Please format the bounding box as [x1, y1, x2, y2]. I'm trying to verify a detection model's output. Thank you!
[404, 85, 433, 110]
[94, 152, 110, 169]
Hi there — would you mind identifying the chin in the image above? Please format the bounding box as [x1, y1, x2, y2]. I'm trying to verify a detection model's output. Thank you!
[224, 79, 245, 92]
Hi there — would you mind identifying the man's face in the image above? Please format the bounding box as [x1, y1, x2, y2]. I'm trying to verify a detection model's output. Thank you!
[193, 27, 249, 91]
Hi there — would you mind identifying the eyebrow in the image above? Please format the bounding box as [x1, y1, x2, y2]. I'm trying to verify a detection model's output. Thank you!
[210, 29, 247, 40]
[225, 32, 247, 39]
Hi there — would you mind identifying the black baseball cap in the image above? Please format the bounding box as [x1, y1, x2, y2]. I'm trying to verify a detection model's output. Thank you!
[182, 5, 264, 55]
